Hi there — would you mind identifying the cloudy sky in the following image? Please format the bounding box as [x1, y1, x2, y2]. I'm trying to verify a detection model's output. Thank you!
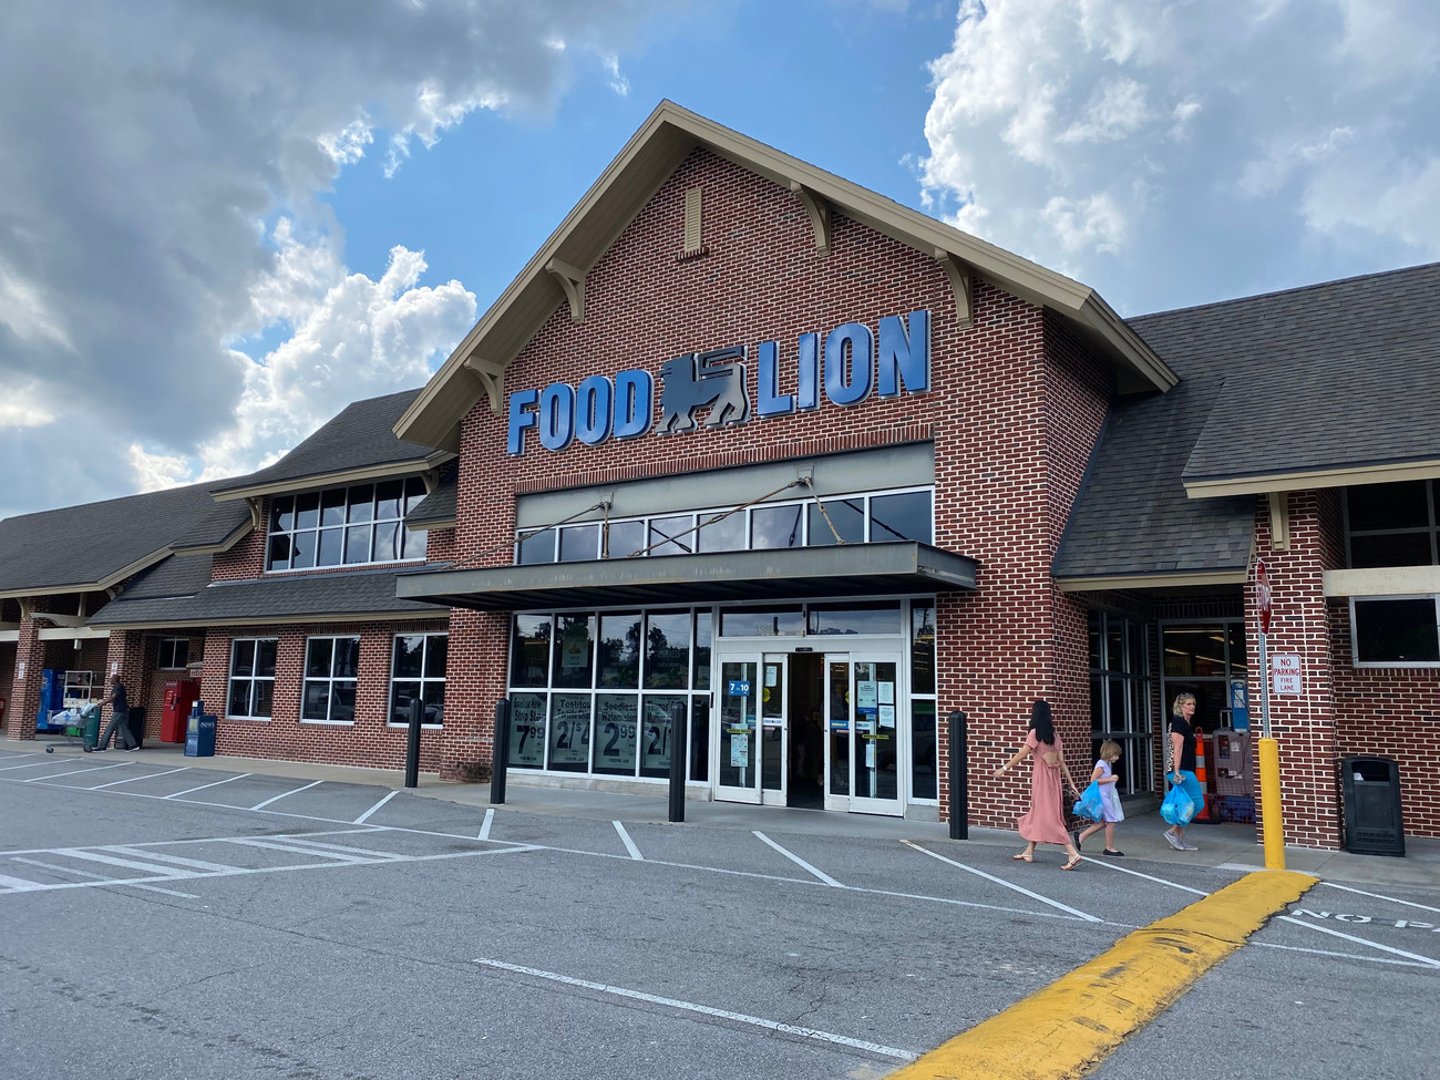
[2, 0, 1437, 520]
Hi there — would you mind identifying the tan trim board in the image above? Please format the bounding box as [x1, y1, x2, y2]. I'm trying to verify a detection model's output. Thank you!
[1186, 458, 1440, 498]
[89, 610, 452, 632]
[406, 517, 457, 531]
[0, 629, 19, 643]
[211, 452, 454, 503]
[37, 626, 111, 641]
[1055, 569, 1248, 593]
[1323, 565, 1440, 598]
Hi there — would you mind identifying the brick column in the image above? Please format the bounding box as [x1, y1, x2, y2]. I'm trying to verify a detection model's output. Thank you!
[5, 604, 46, 740]
[1249, 490, 1344, 849]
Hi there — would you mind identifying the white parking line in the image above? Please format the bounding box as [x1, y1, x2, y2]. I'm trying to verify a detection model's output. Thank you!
[1254, 939, 1439, 970]
[104, 846, 236, 873]
[354, 790, 399, 824]
[249, 779, 323, 811]
[88, 767, 190, 790]
[753, 831, 843, 887]
[614, 821, 643, 860]
[902, 841, 1102, 923]
[0, 871, 43, 891]
[0, 759, 62, 772]
[164, 772, 251, 799]
[471, 957, 917, 1062]
[479, 808, 494, 841]
[1277, 914, 1440, 968]
[23, 762, 130, 782]
[1318, 880, 1440, 915]
[1079, 856, 1209, 896]
[224, 836, 373, 863]
[273, 836, 405, 860]
[10, 858, 199, 898]
[57, 848, 196, 877]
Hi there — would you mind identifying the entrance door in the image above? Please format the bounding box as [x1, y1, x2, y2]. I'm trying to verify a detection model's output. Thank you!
[716, 652, 789, 805]
[824, 653, 903, 816]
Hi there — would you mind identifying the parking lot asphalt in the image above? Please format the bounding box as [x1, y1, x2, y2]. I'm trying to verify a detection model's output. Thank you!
[10, 735, 1432, 891]
[4, 736, 1438, 1079]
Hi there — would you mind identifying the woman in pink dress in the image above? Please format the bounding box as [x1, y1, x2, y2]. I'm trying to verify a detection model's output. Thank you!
[992, 700, 1084, 870]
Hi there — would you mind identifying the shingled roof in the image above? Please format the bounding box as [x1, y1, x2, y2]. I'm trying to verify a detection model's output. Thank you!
[0, 483, 250, 597]
[210, 389, 452, 501]
[1055, 262, 1440, 585]
[91, 564, 448, 629]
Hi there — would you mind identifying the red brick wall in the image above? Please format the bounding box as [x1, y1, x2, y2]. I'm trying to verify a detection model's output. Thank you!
[1246, 490, 1345, 848]
[201, 620, 450, 772]
[439, 148, 1116, 821]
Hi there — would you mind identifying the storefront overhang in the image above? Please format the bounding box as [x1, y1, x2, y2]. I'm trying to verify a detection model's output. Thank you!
[396, 542, 978, 612]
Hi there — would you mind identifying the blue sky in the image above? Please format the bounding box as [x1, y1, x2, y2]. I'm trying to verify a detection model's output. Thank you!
[2, 0, 1438, 519]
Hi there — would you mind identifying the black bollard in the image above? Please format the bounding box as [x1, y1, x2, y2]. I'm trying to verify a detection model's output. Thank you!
[404, 698, 423, 788]
[490, 698, 511, 805]
[667, 701, 688, 823]
[948, 710, 968, 840]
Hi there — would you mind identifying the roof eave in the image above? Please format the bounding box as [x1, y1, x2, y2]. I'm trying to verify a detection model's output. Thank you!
[394, 100, 1174, 450]
[210, 451, 454, 503]
[1185, 457, 1440, 498]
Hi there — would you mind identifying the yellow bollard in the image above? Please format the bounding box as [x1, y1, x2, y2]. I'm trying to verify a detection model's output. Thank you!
[1258, 736, 1285, 870]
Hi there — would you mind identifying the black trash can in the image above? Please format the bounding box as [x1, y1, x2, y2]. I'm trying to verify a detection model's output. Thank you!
[1341, 756, 1404, 856]
[126, 706, 146, 750]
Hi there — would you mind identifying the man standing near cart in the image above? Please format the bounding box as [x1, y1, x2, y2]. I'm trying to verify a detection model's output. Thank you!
[92, 673, 138, 752]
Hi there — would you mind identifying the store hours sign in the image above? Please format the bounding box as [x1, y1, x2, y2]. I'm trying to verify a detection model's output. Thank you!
[506, 310, 931, 455]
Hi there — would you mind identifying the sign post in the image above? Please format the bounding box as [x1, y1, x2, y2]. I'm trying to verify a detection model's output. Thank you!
[1254, 558, 1285, 870]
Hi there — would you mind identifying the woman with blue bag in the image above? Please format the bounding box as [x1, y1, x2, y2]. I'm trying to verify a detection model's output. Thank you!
[1076, 740, 1125, 856]
[1163, 692, 1204, 851]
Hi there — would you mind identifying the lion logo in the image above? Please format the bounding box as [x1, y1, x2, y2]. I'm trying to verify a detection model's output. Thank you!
[658, 346, 750, 434]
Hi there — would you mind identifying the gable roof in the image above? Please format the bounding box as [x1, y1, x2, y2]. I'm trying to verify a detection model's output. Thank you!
[394, 100, 1176, 452]
[0, 482, 251, 598]
[1133, 262, 1440, 497]
[212, 389, 453, 502]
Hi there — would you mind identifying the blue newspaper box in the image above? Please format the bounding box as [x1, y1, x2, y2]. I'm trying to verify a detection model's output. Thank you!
[184, 712, 216, 757]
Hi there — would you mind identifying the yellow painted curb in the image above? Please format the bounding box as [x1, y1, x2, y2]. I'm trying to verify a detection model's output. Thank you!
[888, 870, 1317, 1080]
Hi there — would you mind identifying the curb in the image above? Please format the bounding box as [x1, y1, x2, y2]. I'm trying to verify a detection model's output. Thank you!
[886, 869, 1318, 1080]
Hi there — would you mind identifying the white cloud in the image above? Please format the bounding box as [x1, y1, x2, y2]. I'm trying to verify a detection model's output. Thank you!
[918, 0, 1440, 313]
[0, 0, 663, 519]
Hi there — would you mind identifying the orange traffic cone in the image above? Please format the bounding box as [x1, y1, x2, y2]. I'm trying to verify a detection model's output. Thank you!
[1193, 734, 1213, 823]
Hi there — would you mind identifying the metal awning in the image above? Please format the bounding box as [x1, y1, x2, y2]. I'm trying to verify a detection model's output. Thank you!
[396, 542, 978, 612]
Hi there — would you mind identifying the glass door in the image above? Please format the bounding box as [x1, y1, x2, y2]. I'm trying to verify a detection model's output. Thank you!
[716, 657, 760, 804]
[824, 652, 903, 816]
[759, 654, 787, 806]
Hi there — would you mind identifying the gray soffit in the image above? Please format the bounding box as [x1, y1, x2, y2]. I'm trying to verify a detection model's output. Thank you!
[1053, 377, 1254, 582]
[92, 566, 447, 628]
[210, 389, 451, 500]
[396, 542, 977, 612]
[0, 482, 249, 596]
[1129, 262, 1440, 491]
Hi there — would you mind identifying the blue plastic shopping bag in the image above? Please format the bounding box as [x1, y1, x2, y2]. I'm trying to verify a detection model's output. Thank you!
[1161, 781, 1195, 826]
[1072, 780, 1105, 822]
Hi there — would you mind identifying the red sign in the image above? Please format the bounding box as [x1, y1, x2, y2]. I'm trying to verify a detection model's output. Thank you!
[1256, 559, 1273, 634]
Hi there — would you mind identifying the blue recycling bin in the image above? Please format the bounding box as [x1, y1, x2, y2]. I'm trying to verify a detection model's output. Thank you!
[184, 712, 216, 757]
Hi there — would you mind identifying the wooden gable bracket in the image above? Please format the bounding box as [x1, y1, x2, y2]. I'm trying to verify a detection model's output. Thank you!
[544, 258, 586, 323]
[462, 354, 506, 415]
[1268, 491, 1291, 551]
[933, 250, 975, 328]
[789, 182, 832, 255]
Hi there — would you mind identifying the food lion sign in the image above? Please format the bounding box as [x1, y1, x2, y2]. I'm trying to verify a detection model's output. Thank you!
[506, 311, 930, 455]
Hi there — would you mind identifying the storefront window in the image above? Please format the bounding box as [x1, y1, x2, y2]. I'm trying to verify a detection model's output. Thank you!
[1345, 481, 1437, 568]
[1353, 598, 1440, 664]
[911, 602, 935, 695]
[644, 612, 690, 689]
[807, 601, 901, 636]
[1089, 612, 1153, 794]
[807, 498, 865, 546]
[597, 614, 641, 688]
[593, 695, 639, 775]
[910, 700, 937, 800]
[548, 693, 591, 771]
[552, 615, 595, 688]
[752, 504, 806, 549]
[870, 491, 932, 544]
[719, 607, 804, 637]
[268, 478, 427, 571]
[511, 615, 551, 687]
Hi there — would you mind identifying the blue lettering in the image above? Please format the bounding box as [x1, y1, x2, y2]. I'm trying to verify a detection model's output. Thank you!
[824, 322, 873, 406]
[538, 383, 575, 451]
[612, 369, 654, 439]
[507, 389, 539, 456]
[796, 332, 819, 411]
[877, 310, 930, 397]
[574, 375, 613, 445]
[756, 341, 794, 417]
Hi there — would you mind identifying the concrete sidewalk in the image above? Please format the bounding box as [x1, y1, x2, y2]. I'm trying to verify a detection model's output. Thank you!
[8, 735, 1437, 890]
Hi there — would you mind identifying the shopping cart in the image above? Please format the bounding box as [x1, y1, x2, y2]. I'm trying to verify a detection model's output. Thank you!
[44, 703, 100, 752]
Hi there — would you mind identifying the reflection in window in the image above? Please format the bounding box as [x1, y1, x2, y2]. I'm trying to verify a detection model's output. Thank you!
[302, 636, 359, 724]
[870, 491, 932, 544]
[719, 607, 805, 637]
[268, 478, 427, 571]
[390, 633, 447, 726]
[1353, 598, 1440, 663]
[644, 612, 690, 689]
[1345, 480, 1439, 568]
[697, 512, 746, 552]
[597, 614, 642, 688]
[552, 615, 595, 688]
[807, 601, 901, 636]
[560, 523, 599, 562]
[228, 638, 277, 719]
[751, 504, 805, 549]
[808, 498, 865, 546]
[648, 515, 695, 556]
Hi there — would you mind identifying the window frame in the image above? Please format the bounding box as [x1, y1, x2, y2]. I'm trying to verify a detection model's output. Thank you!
[157, 637, 190, 670]
[301, 635, 361, 725]
[267, 478, 429, 573]
[388, 632, 448, 728]
[1349, 595, 1440, 668]
[1343, 480, 1440, 569]
[227, 637, 278, 721]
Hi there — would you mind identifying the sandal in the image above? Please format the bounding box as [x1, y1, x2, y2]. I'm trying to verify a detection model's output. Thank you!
[1061, 855, 1082, 871]
[1011, 852, 1033, 863]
